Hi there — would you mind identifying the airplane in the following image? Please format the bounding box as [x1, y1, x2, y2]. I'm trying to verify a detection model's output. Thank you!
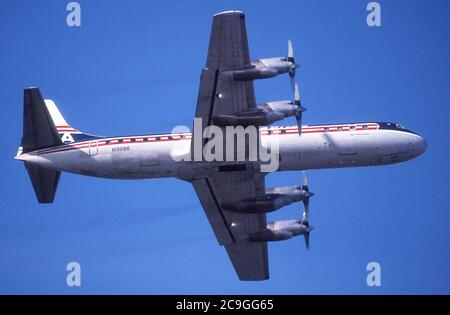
[15, 11, 427, 281]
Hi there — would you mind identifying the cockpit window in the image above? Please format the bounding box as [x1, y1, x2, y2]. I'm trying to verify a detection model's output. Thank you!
[378, 122, 417, 135]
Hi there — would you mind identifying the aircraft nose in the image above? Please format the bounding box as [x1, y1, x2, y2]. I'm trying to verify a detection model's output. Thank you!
[412, 134, 427, 157]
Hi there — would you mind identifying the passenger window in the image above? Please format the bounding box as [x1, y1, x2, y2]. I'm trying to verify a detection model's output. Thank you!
[362, 125, 368, 130]
[349, 125, 356, 131]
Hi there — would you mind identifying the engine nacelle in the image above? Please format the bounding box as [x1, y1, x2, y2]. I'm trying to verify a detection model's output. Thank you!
[222, 56, 298, 81]
[222, 186, 311, 213]
[249, 229, 293, 242]
[252, 57, 292, 75]
[249, 220, 310, 242]
[212, 100, 298, 127]
[258, 101, 298, 118]
[212, 109, 284, 127]
[222, 67, 278, 81]
[221, 194, 295, 213]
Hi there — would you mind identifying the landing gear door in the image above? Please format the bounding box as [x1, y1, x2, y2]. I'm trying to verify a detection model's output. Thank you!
[89, 141, 98, 156]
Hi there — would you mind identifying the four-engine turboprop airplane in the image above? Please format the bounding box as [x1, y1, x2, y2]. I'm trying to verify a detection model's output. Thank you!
[15, 11, 427, 280]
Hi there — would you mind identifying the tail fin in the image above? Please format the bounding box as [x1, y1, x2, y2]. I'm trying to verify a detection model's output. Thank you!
[20, 87, 63, 203]
[44, 98, 99, 143]
[19, 87, 100, 203]
[21, 87, 63, 153]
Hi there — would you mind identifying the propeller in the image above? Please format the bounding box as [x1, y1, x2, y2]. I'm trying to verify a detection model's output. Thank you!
[303, 230, 310, 250]
[300, 171, 313, 250]
[301, 171, 311, 223]
[287, 40, 299, 91]
[293, 84, 307, 135]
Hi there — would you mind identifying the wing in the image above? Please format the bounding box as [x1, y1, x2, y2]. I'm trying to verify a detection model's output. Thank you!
[190, 11, 269, 281]
[193, 10, 257, 144]
[192, 172, 269, 281]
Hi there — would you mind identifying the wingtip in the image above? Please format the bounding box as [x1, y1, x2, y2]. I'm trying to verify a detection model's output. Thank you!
[214, 10, 244, 17]
[24, 86, 39, 91]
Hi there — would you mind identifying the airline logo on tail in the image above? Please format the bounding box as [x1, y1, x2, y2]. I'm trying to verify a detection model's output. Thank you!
[56, 125, 81, 143]
[45, 99, 81, 143]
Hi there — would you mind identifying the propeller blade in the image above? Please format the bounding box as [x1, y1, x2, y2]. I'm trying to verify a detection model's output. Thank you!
[288, 40, 294, 62]
[301, 170, 308, 188]
[303, 231, 310, 250]
[302, 199, 310, 223]
[301, 170, 313, 249]
[294, 84, 305, 134]
[293, 84, 307, 135]
[290, 75, 296, 92]
[294, 83, 300, 105]
[295, 111, 303, 135]
[288, 41, 299, 91]
[301, 170, 311, 224]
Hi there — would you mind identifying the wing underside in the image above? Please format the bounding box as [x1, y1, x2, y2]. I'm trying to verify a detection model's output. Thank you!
[190, 11, 270, 281]
[192, 172, 269, 281]
[193, 11, 257, 145]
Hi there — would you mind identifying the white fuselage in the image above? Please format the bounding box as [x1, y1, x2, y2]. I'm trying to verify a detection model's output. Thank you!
[18, 122, 427, 180]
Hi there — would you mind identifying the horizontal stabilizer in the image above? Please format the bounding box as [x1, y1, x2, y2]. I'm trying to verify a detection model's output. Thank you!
[25, 162, 61, 203]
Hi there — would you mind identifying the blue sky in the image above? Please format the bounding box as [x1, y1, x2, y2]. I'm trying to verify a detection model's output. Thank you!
[0, 0, 449, 294]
